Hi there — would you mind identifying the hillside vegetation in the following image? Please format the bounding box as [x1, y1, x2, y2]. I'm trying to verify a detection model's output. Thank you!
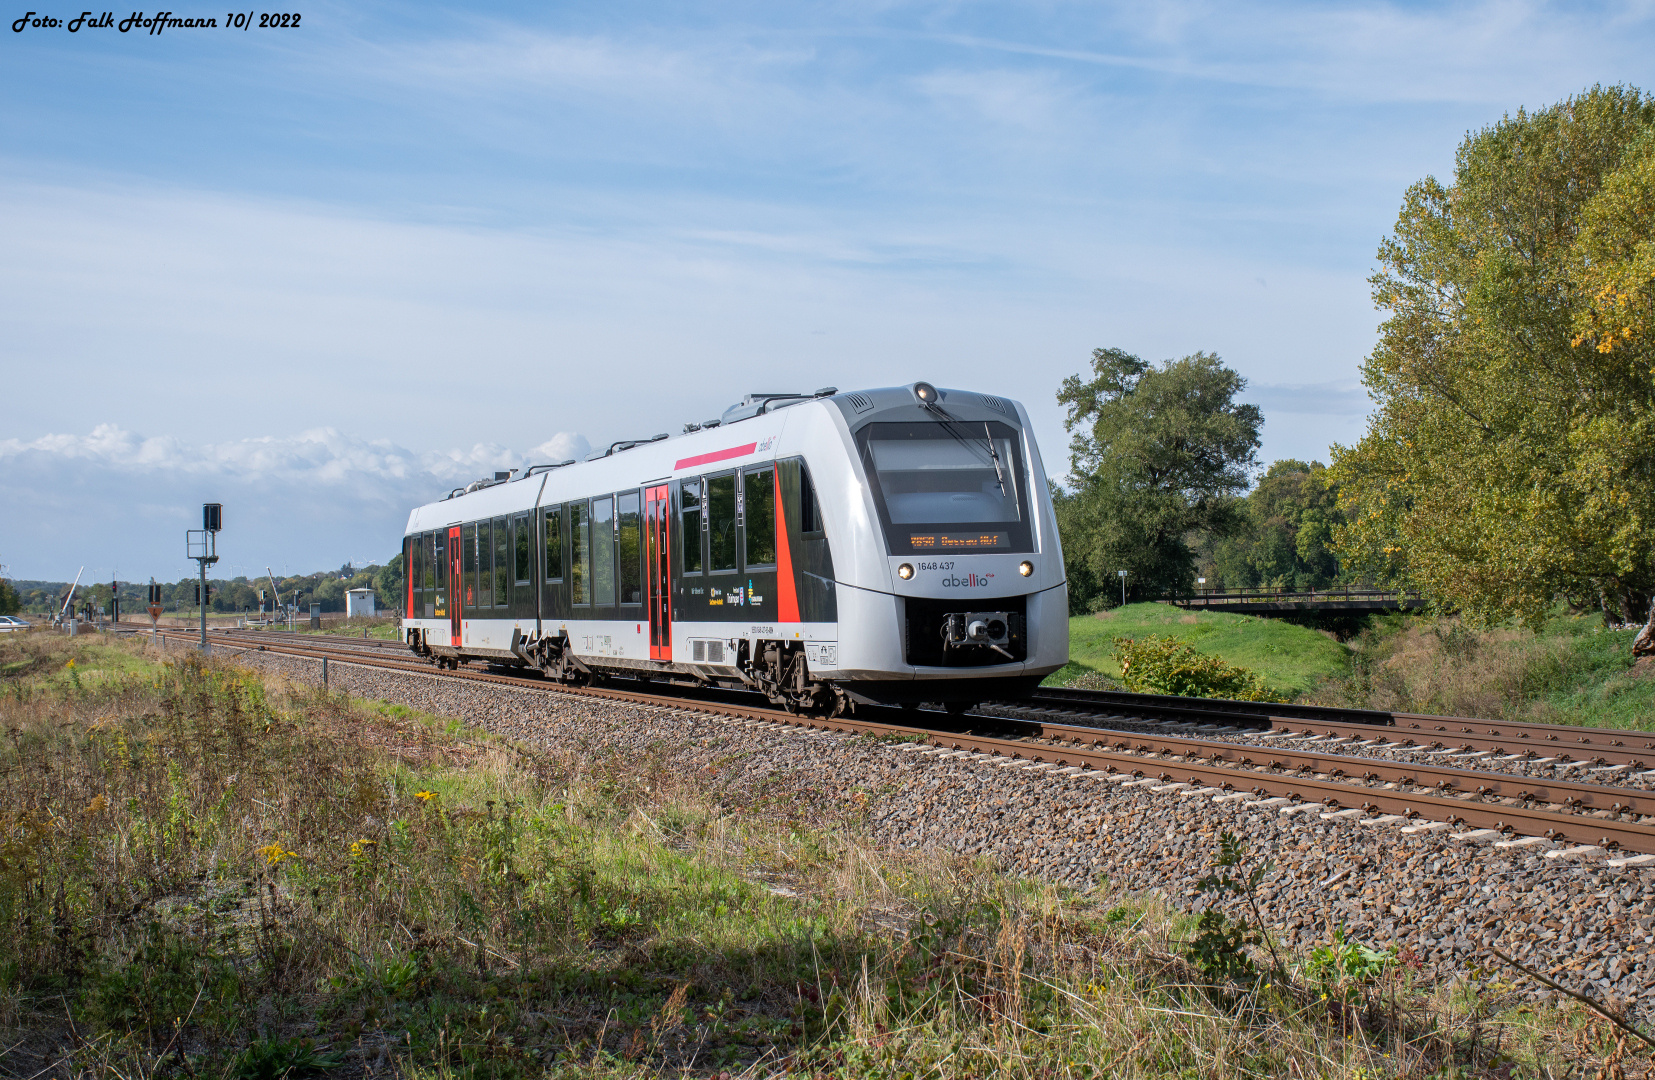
[1052, 603, 1350, 697]
[1050, 603, 1655, 731]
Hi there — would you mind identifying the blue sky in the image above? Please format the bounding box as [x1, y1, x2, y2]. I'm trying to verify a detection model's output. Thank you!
[4, 1, 1654, 585]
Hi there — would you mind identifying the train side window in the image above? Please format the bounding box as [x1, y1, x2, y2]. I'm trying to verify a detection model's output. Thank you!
[543, 507, 563, 581]
[422, 533, 436, 618]
[680, 478, 704, 574]
[476, 520, 493, 608]
[591, 496, 616, 606]
[571, 502, 590, 604]
[743, 466, 776, 568]
[707, 473, 738, 572]
[463, 523, 477, 609]
[412, 534, 426, 606]
[493, 516, 509, 607]
[434, 531, 448, 617]
[799, 463, 823, 535]
[513, 513, 531, 585]
[618, 491, 642, 605]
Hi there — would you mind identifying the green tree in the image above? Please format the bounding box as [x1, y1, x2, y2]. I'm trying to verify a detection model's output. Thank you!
[1208, 460, 1345, 590]
[1328, 86, 1655, 644]
[0, 578, 19, 616]
[1057, 347, 1262, 609]
[375, 553, 404, 614]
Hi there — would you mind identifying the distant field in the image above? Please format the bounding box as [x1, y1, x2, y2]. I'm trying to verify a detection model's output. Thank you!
[1047, 602, 1351, 698]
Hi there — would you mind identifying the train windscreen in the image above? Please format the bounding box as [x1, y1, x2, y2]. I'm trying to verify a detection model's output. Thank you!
[858, 420, 1033, 554]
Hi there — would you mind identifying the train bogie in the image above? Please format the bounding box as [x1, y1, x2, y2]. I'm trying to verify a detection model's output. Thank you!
[401, 384, 1068, 713]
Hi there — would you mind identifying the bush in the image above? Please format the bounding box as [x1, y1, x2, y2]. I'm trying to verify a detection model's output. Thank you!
[1112, 635, 1287, 702]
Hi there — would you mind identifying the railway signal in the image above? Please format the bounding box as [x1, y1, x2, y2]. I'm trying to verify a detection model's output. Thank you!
[147, 579, 162, 636]
[187, 502, 222, 652]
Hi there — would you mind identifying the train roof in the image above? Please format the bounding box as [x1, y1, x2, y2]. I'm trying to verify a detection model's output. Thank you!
[404, 383, 1027, 534]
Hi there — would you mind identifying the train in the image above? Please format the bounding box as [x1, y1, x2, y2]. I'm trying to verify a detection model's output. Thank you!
[400, 382, 1068, 714]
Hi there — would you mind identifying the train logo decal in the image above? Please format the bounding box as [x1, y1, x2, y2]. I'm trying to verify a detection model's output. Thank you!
[941, 573, 994, 588]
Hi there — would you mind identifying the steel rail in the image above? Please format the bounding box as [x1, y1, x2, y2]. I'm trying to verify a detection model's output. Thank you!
[1032, 685, 1655, 750]
[171, 630, 1655, 855]
[1014, 725, 1655, 818]
[1023, 690, 1655, 768]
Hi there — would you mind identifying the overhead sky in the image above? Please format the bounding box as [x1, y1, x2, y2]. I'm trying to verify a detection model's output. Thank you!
[3, 1, 1654, 586]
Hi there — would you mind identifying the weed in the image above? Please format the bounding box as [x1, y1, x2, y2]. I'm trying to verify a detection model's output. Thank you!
[1114, 634, 1289, 702]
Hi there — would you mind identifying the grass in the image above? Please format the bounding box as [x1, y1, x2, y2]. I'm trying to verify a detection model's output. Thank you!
[1307, 611, 1655, 730]
[1050, 603, 1351, 698]
[0, 630, 1632, 1077]
[240, 615, 404, 640]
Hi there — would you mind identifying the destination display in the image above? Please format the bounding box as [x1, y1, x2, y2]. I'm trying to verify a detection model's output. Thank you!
[907, 532, 1011, 550]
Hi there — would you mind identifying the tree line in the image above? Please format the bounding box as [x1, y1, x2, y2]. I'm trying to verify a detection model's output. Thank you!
[3, 556, 406, 618]
[1053, 346, 1346, 613]
[1058, 85, 1655, 653]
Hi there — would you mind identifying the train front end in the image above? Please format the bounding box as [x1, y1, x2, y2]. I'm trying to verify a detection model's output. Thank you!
[818, 382, 1069, 708]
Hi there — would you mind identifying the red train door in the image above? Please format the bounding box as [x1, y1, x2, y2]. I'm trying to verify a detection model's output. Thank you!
[448, 525, 462, 646]
[645, 485, 672, 661]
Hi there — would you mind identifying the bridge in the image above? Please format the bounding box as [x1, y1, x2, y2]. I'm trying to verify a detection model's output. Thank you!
[1161, 587, 1426, 613]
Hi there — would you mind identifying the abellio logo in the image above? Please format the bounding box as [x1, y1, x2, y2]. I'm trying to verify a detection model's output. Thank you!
[941, 573, 994, 588]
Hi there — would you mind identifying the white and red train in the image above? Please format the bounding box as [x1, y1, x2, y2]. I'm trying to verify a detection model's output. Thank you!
[400, 383, 1068, 713]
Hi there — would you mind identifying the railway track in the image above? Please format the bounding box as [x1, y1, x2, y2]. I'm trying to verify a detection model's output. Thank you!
[1021, 687, 1655, 768]
[164, 627, 1655, 861]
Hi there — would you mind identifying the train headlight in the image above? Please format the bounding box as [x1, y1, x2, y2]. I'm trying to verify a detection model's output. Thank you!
[898, 563, 915, 580]
[912, 382, 938, 405]
[1018, 560, 1034, 577]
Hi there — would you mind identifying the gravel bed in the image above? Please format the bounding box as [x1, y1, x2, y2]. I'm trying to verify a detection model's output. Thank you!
[236, 649, 1655, 1021]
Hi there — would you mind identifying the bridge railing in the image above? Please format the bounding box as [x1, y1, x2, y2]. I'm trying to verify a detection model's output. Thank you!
[1164, 586, 1426, 607]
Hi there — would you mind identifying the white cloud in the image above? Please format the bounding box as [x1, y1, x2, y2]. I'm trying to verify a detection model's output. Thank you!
[0, 426, 588, 582]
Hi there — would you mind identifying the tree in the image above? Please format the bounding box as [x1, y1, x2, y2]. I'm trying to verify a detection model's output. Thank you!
[375, 553, 405, 614]
[0, 578, 19, 617]
[1207, 460, 1345, 590]
[1057, 347, 1263, 609]
[1328, 86, 1655, 646]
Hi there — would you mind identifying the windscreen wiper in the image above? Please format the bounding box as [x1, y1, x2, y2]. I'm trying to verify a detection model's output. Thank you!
[920, 400, 1008, 496]
[983, 422, 1006, 496]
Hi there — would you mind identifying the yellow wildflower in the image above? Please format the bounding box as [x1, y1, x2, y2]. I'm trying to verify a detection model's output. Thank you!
[258, 842, 297, 866]
[414, 790, 437, 802]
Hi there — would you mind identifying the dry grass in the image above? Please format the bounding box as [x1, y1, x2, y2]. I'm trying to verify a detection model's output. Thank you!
[1305, 616, 1655, 729]
[0, 632, 1638, 1078]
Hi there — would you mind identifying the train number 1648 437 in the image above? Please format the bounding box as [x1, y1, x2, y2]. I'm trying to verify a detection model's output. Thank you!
[915, 562, 954, 571]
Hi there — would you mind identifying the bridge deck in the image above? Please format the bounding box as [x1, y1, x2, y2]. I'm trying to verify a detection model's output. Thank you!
[1162, 589, 1425, 613]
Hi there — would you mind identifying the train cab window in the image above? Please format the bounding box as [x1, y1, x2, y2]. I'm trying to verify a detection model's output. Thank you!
[492, 516, 509, 607]
[680, 479, 704, 574]
[743, 466, 776, 568]
[617, 492, 642, 605]
[513, 513, 531, 585]
[591, 496, 616, 607]
[543, 507, 563, 581]
[798, 464, 823, 535]
[707, 473, 738, 573]
[857, 420, 1033, 554]
[571, 502, 590, 604]
[476, 520, 492, 608]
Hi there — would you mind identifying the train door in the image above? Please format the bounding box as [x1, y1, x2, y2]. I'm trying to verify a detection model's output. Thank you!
[448, 525, 462, 646]
[645, 484, 672, 661]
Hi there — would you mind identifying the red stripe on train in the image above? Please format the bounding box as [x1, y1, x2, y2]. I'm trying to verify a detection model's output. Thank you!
[673, 442, 758, 470]
[774, 469, 799, 623]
